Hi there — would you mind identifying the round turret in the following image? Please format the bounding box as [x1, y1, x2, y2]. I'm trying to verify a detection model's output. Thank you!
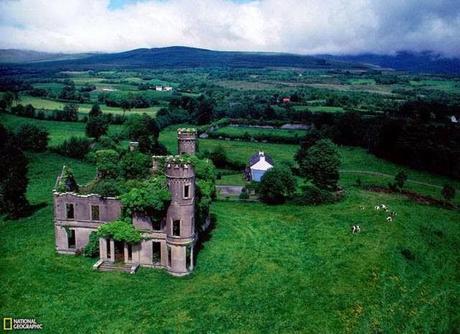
[177, 128, 197, 155]
[165, 157, 196, 276]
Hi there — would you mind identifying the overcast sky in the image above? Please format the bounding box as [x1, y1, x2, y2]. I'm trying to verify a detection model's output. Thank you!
[0, 0, 459, 56]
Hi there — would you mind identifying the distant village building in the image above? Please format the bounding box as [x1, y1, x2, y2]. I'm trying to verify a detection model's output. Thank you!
[53, 129, 207, 276]
[155, 85, 173, 92]
[282, 97, 291, 103]
[245, 151, 274, 182]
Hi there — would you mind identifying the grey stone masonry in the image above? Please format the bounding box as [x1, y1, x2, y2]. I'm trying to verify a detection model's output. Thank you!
[54, 128, 202, 276]
[54, 192, 121, 254]
[177, 128, 197, 155]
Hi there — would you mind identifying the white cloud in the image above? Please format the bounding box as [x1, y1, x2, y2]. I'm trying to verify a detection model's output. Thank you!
[0, 0, 459, 56]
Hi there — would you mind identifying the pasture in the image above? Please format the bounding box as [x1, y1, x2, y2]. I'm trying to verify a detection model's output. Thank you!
[0, 149, 458, 333]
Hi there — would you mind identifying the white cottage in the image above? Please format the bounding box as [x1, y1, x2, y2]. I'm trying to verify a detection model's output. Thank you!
[246, 151, 274, 182]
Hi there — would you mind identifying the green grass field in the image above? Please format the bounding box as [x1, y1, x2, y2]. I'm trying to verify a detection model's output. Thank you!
[213, 126, 307, 139]
[0, 113, 123, 146]
[293, 105, 345, 113]
[16, 95, 160, 116]
[0, 150, 458, 333]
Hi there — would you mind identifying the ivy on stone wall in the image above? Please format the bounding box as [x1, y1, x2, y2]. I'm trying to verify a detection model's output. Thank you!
[120, 176, 171, 222]
[96, 219, 142, 243]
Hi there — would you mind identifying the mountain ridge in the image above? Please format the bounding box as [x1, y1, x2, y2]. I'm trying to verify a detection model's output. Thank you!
[1, 46, 459, 73]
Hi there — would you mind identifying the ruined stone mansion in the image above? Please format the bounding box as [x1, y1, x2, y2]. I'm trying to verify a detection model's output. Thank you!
[53, 129, 206, 276]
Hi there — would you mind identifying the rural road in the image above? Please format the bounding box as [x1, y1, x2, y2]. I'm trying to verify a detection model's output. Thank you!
[217, 185, 243, 196]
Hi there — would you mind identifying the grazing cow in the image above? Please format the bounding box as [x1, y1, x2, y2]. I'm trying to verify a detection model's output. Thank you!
[390, 211, 397, 217]
[375, 205, 381, 210]
[352, 225, 361, 234]
[381, 204, 387, 209]
[386, 216, 393, 222]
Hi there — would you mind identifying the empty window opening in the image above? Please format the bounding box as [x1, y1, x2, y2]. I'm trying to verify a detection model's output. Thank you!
[91, 205, 100, 221]
[173, 220, 181, 237]
[184, 184, 190, 199]
[107, 239, 111, 257]
[66, 203, 74, 219]
[152, 242, 161, 264]
[127, 244, 132, 261]
[67, 229, 76, 249]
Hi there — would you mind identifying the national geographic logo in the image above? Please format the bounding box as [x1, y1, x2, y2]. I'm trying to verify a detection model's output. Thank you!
[3, 318, 43, 331]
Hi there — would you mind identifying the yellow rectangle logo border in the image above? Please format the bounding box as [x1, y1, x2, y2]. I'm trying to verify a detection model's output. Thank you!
[3, 317, 13, 331]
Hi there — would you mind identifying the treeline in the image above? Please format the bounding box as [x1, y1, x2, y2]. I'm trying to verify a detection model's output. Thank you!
[0, 93, 125, 124]
[301, 101, 460, 179]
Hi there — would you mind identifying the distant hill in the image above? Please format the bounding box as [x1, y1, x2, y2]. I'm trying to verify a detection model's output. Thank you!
[0, 46, 365, 71]
[321, 51, 460, 74]
[1, 47, 459, 74]
[0, 49, 94, 64]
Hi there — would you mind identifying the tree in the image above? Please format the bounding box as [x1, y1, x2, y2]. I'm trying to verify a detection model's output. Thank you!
[63, 103, 79, 121]
[0, 124, 30, 218]
[124, 114, 165, 154]
[195, 97, 214, 125]
[89, 103, 102, 117]
[258, 166, 296, 204]
[125, 114, 160, 141]
[16, 123, 49, 152]
[295, 129, 323, 165]
[209, 144, 228, 168]
[120, 151, 151, 180]
[86, 115, 109, 140]
[120, 100, 132, 117]
[441, 184, 456, 203]
[300, 139, 340, 191]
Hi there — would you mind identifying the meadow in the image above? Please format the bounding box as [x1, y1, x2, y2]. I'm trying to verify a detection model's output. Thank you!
[16, 95, 161, 116]
[0, 149, 458, 333]
[1, 66, 459, 333]
[212, 125, 307, 139]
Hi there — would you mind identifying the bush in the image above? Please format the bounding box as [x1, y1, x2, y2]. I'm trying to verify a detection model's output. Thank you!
[82, 232, 100, 257]
[120, 176, 171, 222]
[441, 184, 456, 202]
[91, 179, 121, 197]
[389, 170, 408, 192]
[294, 185, 335, 205]
[239, 187, 250, 200]
[258, 166, 296, 204]
[52, 137, 91, 159]
[120, 151, 151, 180]
[16, 123, 49, 152]
[208, 144, 228, 168]
[0, 124, 30, 218]
[95, 149, 120, 179]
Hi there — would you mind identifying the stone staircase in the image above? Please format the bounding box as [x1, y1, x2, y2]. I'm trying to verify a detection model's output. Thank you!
[93, 260, 139, 274]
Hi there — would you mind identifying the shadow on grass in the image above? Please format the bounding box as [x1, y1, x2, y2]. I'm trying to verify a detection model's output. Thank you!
[3, 202, 48, 221]
[193, 213, 217, 266]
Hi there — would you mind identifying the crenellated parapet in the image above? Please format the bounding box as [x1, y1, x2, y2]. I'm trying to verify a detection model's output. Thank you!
[177, 128, 197, 155]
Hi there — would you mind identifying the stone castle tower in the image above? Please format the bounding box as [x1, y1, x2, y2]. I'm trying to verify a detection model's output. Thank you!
[165, 160, 195, 275]
[177, 128, 197, 155]
[164, 129, 198, 275]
